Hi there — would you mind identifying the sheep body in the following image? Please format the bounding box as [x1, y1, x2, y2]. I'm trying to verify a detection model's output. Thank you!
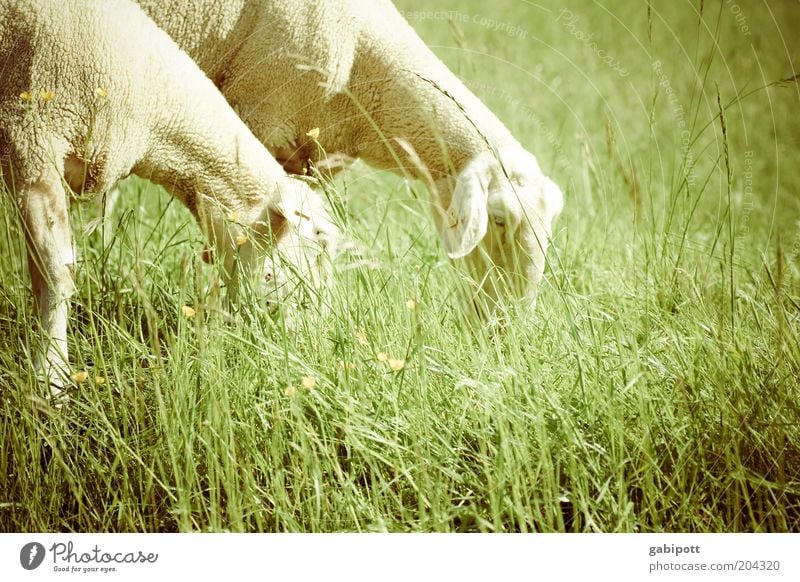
[138, 0, 563, 307]
[0, 0, 337, 395]
[137, 0, 509, 175]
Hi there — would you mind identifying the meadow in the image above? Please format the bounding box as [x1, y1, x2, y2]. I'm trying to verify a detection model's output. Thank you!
[1, 0, 798, 532]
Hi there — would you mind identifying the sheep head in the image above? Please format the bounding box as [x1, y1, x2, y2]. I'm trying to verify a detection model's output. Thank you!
[260, 178, 339, 308]
[205, 178, 339, 314]
[436, 147, 563, 312]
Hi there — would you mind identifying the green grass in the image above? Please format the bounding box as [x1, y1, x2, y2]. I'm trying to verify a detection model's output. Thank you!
[1, 0, 799, 532]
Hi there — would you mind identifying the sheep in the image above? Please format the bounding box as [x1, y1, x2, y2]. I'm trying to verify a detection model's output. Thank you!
[136, 0, 564, 311]
[0, 0, 339, 398]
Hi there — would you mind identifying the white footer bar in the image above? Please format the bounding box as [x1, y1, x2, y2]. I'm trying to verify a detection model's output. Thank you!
[2, 533, 797, 581]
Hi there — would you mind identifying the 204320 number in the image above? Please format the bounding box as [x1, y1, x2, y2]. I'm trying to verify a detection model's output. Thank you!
[735, 560, 780, 571]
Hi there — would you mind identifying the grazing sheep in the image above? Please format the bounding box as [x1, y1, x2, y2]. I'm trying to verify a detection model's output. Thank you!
[0, 0, 338, 397]
[137, 0, 564, 309]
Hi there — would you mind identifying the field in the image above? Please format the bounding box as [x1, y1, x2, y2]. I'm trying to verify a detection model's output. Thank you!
[1, 0, 799, 532]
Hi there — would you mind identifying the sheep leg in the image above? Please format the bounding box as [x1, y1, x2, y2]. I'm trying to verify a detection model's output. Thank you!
[19, 172, 76, 400]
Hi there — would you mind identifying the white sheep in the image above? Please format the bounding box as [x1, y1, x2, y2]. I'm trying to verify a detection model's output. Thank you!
[137, 0, 564, 310]
[0, 0, 338, 397]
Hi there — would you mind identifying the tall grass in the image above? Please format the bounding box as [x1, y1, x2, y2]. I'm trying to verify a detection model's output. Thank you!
[1, 0, 799, 532]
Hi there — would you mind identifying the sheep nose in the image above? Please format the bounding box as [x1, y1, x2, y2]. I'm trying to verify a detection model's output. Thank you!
[265, 271, 273, 283]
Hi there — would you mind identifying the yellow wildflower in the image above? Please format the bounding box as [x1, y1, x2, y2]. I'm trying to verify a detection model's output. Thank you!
[19, 91, 32, 101]
[39, 90, 54, 102]
[71, 370, 89, 383]
[405, 299, 416, 310]
[284, 385, 296, 397]
[181, 305, 196, 318]
[377, 352, 388, 362]
[306, 127, 320, 139]
[388, 358, 405, 372]
[301, 376, 316, 390]
[95, 375, 106, 386]
[235, 232, 248, 247]
[95, 87, 108, 97]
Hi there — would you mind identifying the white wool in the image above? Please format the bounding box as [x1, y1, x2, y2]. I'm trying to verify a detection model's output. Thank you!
[0, 0, 337, 396]
[137, 0, 564, 306]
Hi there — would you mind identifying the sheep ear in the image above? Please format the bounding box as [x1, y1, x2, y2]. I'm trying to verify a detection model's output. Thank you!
[439, 171, 488, 259]
[268, 182, 309, 230]
[269, 199, 298, 226]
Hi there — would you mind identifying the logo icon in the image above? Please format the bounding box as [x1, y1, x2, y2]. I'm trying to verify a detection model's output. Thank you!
[20, 542, 46, 570]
